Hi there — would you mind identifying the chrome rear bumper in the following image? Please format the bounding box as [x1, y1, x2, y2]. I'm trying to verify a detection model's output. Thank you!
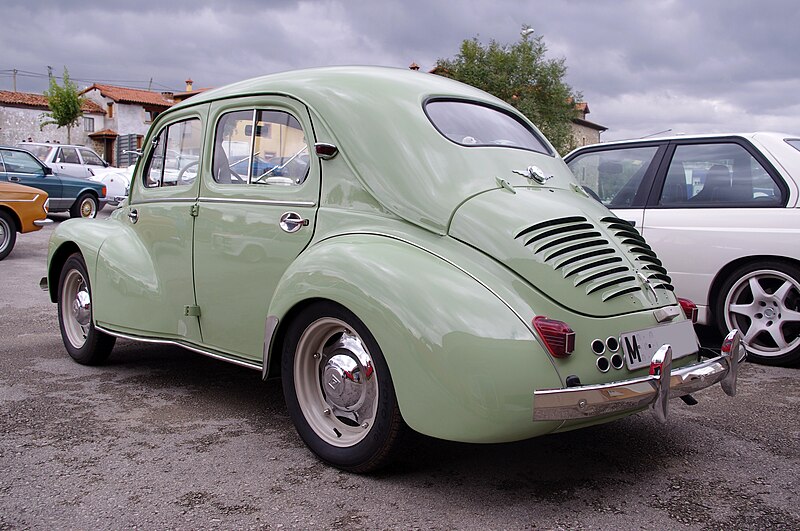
[533, 329, 743, 424]
[33, 218, 53, 227]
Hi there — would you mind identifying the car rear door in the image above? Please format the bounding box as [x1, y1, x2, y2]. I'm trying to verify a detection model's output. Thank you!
[192, 97, 320, 361]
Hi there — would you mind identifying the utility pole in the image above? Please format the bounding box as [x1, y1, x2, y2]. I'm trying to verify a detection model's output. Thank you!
[47, 65, 53, 79]
[148, 77, 153, 90]
[12, 69, 17, 92]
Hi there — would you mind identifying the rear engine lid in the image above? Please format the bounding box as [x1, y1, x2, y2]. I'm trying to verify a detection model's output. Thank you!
[449, 186, 676, 317]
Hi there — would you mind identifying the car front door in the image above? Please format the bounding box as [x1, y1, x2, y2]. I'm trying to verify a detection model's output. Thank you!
[192, 97, 320, 361]
[93, 109, 205, 341]
[0, 149, 63, 207]
[566, 143, 666, 229]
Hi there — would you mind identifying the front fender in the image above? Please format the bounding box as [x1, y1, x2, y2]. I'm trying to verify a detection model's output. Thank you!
[268, 234, 563, 443]
[46, 218, 119, 303]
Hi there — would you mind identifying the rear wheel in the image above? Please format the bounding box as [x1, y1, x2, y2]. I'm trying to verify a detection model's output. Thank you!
[282, 301, 404, 472]
[57, 253, 115, 365]
[716, 261, 800, 366]
[70, 193, 98, 218]
[0, 210, 16, 260]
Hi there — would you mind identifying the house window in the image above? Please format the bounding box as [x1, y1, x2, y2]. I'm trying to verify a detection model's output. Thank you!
[84, 117, 95, 132]
[107, 102, 114, 118]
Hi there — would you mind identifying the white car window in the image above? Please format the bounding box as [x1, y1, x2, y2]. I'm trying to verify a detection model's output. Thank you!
[567, 146, 659, 207]
[659, 143, 783, 207]
[57, 147, 80, 164]
[79, 148, 105, 166]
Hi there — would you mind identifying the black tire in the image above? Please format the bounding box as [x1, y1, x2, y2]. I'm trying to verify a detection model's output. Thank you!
[57, 253, 115, 365]
[282, 301, 404, 473]
[0, 210, 17, 261]
[70, 193, 98, 218]
[716, 260, 800, 366]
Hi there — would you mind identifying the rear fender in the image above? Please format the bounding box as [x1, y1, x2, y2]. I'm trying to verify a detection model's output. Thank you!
[268, 234, 563, 443]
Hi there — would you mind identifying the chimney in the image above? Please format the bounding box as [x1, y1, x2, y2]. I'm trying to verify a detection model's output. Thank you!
[408, 62, 420, 71]
[185, 78, 194, 91]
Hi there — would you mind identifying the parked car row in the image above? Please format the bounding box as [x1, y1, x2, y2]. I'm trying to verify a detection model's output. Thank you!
[565, 132, 800, 366]
[42, 67, 744, 474]
[0, 145, 110, 259]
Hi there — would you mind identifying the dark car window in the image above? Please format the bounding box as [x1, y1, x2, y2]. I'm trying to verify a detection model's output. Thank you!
[79, 148, 105, 166]
[57, 147, 80, 164]
[425, 100, 551, 154]
[213, 109, 308, 186]
[0, 149, 45, 174]
[567, 146, 659, 207]
[144, 118, 202, 188]
[659, 143, 783, 207]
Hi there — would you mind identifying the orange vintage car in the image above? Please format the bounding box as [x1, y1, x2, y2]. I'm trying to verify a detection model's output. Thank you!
[0, 181, 51, 260]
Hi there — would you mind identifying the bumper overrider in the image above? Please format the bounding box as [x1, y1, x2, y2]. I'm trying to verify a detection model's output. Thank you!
[533, 329, 744, 424]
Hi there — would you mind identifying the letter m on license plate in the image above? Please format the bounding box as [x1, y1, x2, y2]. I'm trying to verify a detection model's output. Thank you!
[620, 320, 698, 371]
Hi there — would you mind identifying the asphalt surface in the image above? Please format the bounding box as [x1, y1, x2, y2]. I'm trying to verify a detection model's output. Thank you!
[1, 210, 798, 530]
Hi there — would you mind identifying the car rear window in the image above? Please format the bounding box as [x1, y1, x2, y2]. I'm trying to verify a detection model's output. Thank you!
[425, 100, 551, 155]
[19, 144, 51, 160]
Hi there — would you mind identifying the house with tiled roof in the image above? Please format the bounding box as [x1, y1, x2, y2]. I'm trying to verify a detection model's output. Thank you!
[571, 102, 607, 147]
[81, 84, 175, 166]
[0, 89, 105, 148]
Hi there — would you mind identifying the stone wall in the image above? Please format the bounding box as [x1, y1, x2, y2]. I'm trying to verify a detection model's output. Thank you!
[0, 106, 101, 147]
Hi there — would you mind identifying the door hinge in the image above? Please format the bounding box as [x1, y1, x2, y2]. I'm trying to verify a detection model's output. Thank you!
[190, 204, 199, 217]
[184, 305, 201, 317]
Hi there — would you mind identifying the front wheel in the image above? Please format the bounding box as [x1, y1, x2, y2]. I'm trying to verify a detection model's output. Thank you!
[0, 210, 17, 260]
[57, 253, 115, 365]
[282, 302, 404, 472]
[70, 193, 98, 218]
[716, 261, 800, 366]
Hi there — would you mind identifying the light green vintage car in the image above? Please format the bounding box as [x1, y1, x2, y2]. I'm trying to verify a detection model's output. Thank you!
[43, 67, 743, 472]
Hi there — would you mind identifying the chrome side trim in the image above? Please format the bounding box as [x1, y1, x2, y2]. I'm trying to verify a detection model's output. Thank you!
[262, 315, 280, 380]
[198, 196, 316, 207]
[533, 330, 742, 422]
[0, 194, 41, 203]
[95, 325, 263, 371]
[33, 218, 53, 227]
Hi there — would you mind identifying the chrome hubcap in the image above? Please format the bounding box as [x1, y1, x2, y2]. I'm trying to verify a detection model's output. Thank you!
[294, 318, 378, 447]
[61, 269, 90, 348]
[725, 269, 800, 357]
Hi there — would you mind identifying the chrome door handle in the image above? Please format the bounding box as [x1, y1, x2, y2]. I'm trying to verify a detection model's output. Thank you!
[279, 211, 309, 233]
[128, 208, 139, 224]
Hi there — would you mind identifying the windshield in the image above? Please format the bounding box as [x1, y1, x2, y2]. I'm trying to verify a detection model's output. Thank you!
[785, 139, 800, 153]
[425, 100, 551, 155]
[19, 144, 52, 160]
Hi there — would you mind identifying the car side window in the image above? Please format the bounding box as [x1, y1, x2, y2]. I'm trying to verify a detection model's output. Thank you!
[0, 149, 44, 174]
[57, 147, 80, 164]
[567, 146, 659, 207]
[659, 143, 783, 207]
[79, 149, 105, 166]
[213, 109, 308, 186]
[143, 119, 202, 188]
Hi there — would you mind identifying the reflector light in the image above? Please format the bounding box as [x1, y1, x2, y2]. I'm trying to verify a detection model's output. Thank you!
[533, 316, 575, 358]
[677, 298, 698, 323]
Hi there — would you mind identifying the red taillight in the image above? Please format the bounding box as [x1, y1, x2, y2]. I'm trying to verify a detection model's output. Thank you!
[533, 316, 575, 358]
[677, 298, 698, 323]
[101, 185, 107, 198]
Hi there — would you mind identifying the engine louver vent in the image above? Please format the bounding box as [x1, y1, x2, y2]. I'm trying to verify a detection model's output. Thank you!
[514, 216, 674, 301]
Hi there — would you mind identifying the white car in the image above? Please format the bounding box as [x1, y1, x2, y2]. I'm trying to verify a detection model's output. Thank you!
[565, 132, 800, 366]
[17, 142, 129, 206]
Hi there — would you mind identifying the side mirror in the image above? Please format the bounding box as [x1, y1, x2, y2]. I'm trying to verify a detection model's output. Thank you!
[43, 166, 53, 175]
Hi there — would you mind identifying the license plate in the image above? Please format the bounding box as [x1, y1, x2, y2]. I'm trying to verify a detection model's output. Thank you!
[620, 320, 698, 370]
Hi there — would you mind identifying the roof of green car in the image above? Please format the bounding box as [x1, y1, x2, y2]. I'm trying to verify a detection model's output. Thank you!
[167, 66, 560, 234]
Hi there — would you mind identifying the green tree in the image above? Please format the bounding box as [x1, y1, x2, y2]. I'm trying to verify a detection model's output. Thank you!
[435, 28, 581, 154]
[40, 67, 84, 143]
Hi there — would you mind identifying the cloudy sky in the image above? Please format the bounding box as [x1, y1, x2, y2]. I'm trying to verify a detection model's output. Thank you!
[2, 0, 798, 142]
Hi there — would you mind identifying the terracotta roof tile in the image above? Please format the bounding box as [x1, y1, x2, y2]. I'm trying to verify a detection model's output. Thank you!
[88, 128, 118, 137]
[0, 90, 104, 113]
[82, 84, 174, 108]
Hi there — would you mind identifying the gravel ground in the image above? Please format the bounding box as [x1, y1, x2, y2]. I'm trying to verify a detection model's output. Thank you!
[1, 211, 798, 530]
